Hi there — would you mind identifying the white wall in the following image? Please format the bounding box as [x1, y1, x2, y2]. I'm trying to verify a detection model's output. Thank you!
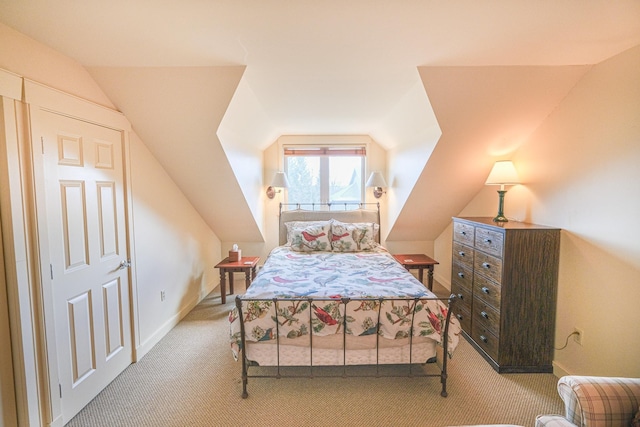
[0, 22, 225, 423]
[375, 79, 441, 240]
[440, 45, 640, 377]
[261, 135, 387, 259]
[0, 23, 115, 109]
[128, 133, 221, 356]
[217, 77, 277, 259]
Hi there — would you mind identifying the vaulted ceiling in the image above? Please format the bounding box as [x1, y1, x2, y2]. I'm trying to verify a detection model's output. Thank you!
[1, 1, 639, 242]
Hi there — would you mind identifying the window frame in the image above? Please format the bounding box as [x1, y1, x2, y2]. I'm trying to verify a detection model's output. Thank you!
[283, 145, 366, 206]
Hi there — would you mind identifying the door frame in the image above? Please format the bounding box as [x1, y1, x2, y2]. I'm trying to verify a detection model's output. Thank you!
[0, 74, 138, 426]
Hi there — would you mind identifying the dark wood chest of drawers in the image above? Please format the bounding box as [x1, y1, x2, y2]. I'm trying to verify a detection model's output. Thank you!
[451, 217, 561, 373]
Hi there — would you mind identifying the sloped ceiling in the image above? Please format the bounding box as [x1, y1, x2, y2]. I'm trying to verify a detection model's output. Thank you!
[1, 1, 639, 243]
[87, 66, 264, 242]
[388, 65, 592, 241]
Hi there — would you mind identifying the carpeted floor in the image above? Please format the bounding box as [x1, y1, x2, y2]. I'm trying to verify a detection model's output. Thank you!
[67, 285, 564, 427]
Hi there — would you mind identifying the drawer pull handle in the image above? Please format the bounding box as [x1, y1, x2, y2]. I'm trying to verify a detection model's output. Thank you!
[481, 311, 489, 319]
[481, 287, 490, 294]
[482, 262, 491, 269]
[480, 335, 488, 343]
[457, 294, 464, 300]
[456, 314, 463, 320]
[484, 238, 492, 244]
[460, 231, 466, 236]
[457, 272, 465, 278]
[458, 251, 465, 257]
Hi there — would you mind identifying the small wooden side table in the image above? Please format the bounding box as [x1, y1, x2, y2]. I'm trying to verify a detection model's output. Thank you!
[214, 256, 259, 304]
[393, 254, 439, 291]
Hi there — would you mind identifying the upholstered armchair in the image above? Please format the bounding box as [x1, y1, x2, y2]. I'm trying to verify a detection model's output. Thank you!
[536, 376, 640, 427]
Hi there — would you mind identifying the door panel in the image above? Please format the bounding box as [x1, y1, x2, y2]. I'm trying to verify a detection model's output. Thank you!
[41, 111, 132, 422]
[97, 182, 118, 258]
[67, 291, 95, 385]
[103, 278, 124, 359]
[60, 180, 89, 270]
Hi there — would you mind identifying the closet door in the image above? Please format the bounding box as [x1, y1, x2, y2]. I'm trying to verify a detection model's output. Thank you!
[40, 110, 132, 422]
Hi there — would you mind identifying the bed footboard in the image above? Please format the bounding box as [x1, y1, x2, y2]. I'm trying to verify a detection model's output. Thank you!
[234, 294, 457, 398]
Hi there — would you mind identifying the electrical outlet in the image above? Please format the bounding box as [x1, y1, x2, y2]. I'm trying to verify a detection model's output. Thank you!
[160, 290, 166, 301]
[573, 327, 583, 346]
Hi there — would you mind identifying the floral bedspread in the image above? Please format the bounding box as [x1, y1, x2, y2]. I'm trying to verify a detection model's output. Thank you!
[229, 246, 461, 360]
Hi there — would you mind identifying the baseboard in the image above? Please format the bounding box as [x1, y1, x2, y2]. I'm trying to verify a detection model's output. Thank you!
[434, 272, 450, 290]
[134, 281, 215, 361]
[552, 361, 570, 378]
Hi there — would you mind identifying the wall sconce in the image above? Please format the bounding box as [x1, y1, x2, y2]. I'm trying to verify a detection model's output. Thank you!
[266, 171, 290, 199]
[485, 160, 520, 222]
[366, 171, 387, 198]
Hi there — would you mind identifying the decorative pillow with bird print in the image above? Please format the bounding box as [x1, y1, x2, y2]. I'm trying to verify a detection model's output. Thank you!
[289, 222, 332, 252]
[284, 221, 331, 246]
[330, 221, 378, 252]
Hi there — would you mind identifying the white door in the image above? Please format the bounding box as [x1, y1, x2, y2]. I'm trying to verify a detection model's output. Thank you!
[40, 111, 132, 422]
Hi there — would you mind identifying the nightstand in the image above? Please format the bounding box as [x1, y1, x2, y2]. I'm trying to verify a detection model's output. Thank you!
[393, 254, 439, 291]
[215, 256, 259, 304]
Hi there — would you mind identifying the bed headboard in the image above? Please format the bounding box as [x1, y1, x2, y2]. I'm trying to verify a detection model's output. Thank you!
[279, 203, 380, 246]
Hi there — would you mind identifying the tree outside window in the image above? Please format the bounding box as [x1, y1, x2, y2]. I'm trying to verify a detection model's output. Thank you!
[284, 147, 365, 209]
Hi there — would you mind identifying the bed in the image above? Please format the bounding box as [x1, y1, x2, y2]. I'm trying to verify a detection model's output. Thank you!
[229, 203, 461, 398]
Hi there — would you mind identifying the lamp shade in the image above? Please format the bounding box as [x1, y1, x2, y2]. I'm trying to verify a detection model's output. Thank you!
[485, 161, 520, 185]
[366, 171, 387, 188]
[271, 172, 290, 188]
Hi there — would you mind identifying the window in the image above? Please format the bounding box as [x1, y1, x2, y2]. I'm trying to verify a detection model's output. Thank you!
[284, 147, 365, 206]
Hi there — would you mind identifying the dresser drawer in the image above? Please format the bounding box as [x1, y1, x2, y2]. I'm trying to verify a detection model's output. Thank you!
[475, 227, 504, 257]
[452, 242, 474, 271]
[474, 251, 502, 284]
[472, 323, 499, 361]
[473, 274, 501, 311]
[453, 303, 471, 333]
[451, 262, 472, 291]
[451, 281, 472, 313]
[473, 299, 500, 337]
[453, 221, 474, 246]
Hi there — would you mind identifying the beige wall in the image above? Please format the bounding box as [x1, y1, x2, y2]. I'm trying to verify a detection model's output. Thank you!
[0, 22, 224, 423]
[128, 133, 221, 356]
[0, 20, 222, 358]
[0, 23, 115, 109]
[440, 45, 640, 377]
[261, 135, 388, 259]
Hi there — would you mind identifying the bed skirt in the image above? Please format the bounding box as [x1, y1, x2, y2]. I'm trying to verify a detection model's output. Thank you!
[246, 335, 438, 366]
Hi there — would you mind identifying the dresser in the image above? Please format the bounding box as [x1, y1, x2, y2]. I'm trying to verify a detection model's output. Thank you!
[451, 217, 560, 373]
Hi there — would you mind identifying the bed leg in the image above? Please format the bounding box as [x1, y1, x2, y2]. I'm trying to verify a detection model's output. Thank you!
[242, 380, 248, 399]
[241, 363, 249, 398]
[440, 371, 448, 397]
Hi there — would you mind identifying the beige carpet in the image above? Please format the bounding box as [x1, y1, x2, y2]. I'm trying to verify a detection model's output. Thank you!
[67, 288, 564, 427]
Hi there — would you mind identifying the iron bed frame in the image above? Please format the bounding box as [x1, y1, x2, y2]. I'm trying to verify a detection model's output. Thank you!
[235, 294, 457, 398]
[233, 202, 457, 398]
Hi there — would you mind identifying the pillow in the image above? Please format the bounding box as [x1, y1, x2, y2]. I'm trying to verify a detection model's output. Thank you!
[330, 221, 378, 252]
[631, 409, 640, 427]
[284, 221, 331, 246]
[288, 222, 332, 252]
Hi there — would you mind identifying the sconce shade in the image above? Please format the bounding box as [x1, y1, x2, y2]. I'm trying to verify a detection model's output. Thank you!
[485, 161, 520, 186]
[366, 172, 387, 198]
[366, 172, 387, 188]
[271, 171, 290, 188]
[266, 172, 290, 199]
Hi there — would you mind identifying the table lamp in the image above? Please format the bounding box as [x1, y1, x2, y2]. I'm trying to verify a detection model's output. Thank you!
[485, 160, 520, 222]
